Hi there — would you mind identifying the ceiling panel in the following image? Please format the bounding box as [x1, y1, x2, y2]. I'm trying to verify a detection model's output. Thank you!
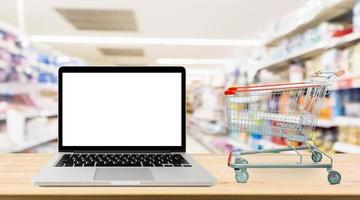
[56, 8, 137, 31]
[20, 0, 305, 38]
[99, 48, 145, 57]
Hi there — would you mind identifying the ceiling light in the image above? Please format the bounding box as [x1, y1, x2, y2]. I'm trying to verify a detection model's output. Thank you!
[16, 0, 25, 33]
[156, 58, 242, 65]
[29, 35, 261, 47]
[186, 69, 220, 75]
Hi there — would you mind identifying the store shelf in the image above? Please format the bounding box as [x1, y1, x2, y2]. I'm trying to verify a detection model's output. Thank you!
[23, 109, 58, 118]
[0, 83, 57, 95]
[3, 134, 57, 153]
[333, 116, 360, 126]
[317, 118, 336, 128]
[187, 121, 252, 153]
[258, 32, 360, 70]
[335, 75, 360, 89]
[333, 141, 360, 153]
[0, 109, 57, 121]
[0, 21, 22, 36]
[258, 43, 326, 70]
[265, 0, 355, 46]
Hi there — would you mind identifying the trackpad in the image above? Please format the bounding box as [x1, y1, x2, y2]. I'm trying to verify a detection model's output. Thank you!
[94, 168, 154, 181]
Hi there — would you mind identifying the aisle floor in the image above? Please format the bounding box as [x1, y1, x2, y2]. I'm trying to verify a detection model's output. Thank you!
[186, 134, 210, 153]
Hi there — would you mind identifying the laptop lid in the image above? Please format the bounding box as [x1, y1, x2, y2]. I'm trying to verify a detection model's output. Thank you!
[58, 66, 186, 152]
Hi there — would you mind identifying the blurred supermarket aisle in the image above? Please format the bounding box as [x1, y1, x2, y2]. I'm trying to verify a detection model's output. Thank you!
[0, 0, 360, 154]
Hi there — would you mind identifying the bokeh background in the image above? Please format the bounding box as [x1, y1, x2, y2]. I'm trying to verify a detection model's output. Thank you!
[0, 0, 359, 154]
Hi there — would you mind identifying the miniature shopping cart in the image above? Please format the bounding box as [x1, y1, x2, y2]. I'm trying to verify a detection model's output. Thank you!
[224, 70, 345, 184]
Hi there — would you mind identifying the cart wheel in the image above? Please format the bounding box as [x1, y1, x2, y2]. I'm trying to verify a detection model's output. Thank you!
[311, 151, 322, 163]
[235, 170, 249, 183]
[235, 158, 248, 165]
[327, 170, 341, 185]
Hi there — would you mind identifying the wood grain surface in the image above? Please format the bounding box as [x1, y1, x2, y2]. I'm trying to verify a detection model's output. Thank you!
[0, 153, 359, 200]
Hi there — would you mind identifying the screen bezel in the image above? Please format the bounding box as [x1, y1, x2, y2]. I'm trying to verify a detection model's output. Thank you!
[58, 66, 186, 152]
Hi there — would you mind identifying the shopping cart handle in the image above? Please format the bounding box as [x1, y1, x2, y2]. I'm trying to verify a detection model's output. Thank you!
[224, 70, 345, 95]
[335, 70, 345, 77]
[224, 82, 312, 94]
[313, 70, 345, 77]
[224, 88, 238, 95]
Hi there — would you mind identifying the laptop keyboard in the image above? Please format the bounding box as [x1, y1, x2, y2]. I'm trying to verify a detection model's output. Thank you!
[55, 153, 192, 167]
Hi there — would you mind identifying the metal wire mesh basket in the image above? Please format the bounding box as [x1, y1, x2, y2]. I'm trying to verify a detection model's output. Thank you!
[224, 70, 344, 184]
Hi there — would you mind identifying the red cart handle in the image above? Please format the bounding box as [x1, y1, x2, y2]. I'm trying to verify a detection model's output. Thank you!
[224, 70, 345, 95]
[224, 82, 317, 95]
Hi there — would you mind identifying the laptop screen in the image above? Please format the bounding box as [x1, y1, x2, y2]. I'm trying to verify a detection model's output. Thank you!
[61, 71, 183, 148]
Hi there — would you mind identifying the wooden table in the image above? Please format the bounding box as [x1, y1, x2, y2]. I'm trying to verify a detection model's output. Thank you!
[0, 153, 360, 200]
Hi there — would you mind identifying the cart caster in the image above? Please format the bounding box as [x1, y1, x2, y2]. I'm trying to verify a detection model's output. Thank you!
[235, 170, 249, 183]
[311, 151, 322, 163]
[327, 170, 341, 185]
[235, 158, 248, 165]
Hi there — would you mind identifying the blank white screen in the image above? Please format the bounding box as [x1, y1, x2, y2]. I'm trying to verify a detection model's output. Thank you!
[62, 72, 182, 146]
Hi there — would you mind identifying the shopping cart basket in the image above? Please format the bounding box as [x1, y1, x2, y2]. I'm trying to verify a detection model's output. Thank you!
[224, 70, 345, 184]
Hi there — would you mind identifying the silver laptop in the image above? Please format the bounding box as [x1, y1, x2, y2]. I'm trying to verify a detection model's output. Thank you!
[32, 66, 216, 186]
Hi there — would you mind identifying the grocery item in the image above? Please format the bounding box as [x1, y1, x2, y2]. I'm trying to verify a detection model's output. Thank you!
[338, 126, 360, 145]
[289, 62, 304, 82]
[319, 97, 332, 119]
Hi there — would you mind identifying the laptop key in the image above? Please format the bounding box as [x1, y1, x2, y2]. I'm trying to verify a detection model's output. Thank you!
[74, 162, 83, 167]
[142, 162, 154, 167]
[83, 163, 95, 167]
[64, 163, 73, 167]
[154, 162, 163, 167]
[55, 162, 65, 167]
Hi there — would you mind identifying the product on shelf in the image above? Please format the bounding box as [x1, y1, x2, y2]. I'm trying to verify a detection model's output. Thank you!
[301, 42, 360, 82]
[313, 127, 338, 153]
[289, 62, 304, 82]
[320, 49, 343, 72]
[332, 88, 360, 117]
[319, 97, 332, 119]
[242, 0, 360, 154]
[261, 21, 353, 64]
[339, 45, 353, 75]
[0, 21, 84, 153]
[0, 25, 83, 85]
[344, 88, 360, 117]
[257, 69, 286, 84]
[186, 81, 203, 113]
[338, 126, 360, 145]
[304, 55, 321, 77]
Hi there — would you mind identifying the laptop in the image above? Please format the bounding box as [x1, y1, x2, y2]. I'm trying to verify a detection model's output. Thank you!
[32, 66, 216, 186]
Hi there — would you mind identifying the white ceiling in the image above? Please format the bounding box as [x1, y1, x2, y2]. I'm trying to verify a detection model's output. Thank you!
[0, 0, 306, 68]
